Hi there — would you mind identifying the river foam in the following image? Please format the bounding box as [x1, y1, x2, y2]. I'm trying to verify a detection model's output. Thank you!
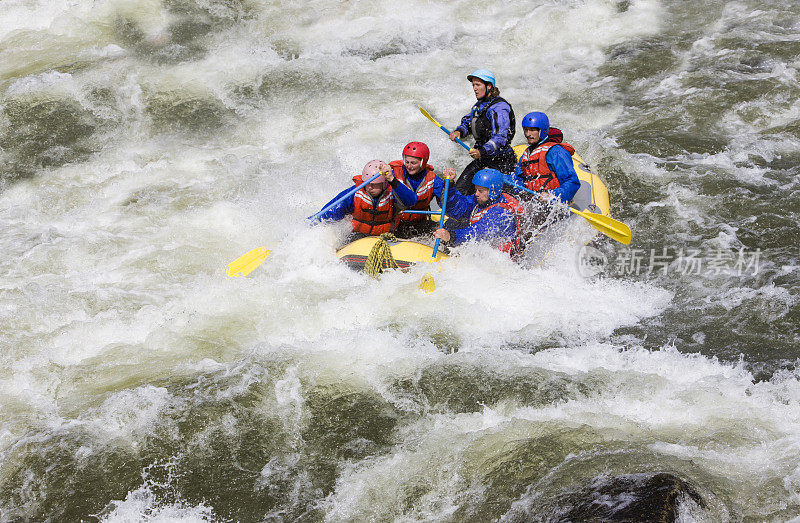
[2, 0, 799, 520]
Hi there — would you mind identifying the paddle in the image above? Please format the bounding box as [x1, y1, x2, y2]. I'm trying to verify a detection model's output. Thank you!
[227, 246, 271, 277]
[431, 173, 453, 258]
[418, 273, 435, 293]
[227, 172, 383, 278]
[505, 178, 632, 245]
[568, 207, 632, 245]
[418, 106, 471, 152]
[308, 172, 382, 222]
[420, 169, 453, 293]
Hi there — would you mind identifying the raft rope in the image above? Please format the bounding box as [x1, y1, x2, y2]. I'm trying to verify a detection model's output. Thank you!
[364, 233, 400, 278]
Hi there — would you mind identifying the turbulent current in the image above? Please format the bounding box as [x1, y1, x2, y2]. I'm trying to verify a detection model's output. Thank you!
[1, 0, 799, 521]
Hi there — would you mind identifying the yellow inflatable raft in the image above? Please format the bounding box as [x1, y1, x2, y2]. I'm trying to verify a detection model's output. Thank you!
[337, 145, 612, 271]
[337, 235, 448, 272]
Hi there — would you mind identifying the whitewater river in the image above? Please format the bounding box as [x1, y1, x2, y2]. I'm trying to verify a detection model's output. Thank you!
[1, 0, 799, 520]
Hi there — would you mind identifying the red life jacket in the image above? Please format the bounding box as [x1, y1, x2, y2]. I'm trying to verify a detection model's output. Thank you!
[518, 138, 575, 192]
[350, 175, 395, 235]
[468, 192, 524, 255]
[390, 160, 436, 223]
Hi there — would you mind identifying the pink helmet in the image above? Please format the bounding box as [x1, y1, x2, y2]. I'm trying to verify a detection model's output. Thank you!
[362, 159, 386, 183]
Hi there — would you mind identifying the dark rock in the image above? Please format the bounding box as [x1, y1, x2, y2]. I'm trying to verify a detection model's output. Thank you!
[556, 472, 706, 522]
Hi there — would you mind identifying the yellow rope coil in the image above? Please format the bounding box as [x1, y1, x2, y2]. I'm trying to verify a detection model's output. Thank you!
[364, 233, 400, 277]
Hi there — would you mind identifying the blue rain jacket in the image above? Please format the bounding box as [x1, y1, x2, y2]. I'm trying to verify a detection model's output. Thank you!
[442, 189, 517, 246]
[455, 97, 514, 158]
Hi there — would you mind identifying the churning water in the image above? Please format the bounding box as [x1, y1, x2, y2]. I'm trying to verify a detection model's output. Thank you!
[1, 0, 799, 520]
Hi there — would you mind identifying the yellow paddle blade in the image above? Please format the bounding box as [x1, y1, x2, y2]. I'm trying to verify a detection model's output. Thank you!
[418, 106, 442, 128]
[419, 273, 435, 293]
[570, 209, 632, 245]
[227, 246, 270, 277]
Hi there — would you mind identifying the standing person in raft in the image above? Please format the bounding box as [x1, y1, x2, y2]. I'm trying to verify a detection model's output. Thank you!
[432, 168, 524, 256]
[448, 68, 516, 195]
[312, 160, 418, 243]
[389, 141, 451, 239]
[507, 111, 581, 229]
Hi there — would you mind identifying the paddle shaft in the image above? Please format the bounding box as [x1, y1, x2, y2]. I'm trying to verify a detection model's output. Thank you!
[432, 175, 451, 258]
[508, 180, 592, 213]
[309, 172, 381, 222]
[506, 179, 542, 197]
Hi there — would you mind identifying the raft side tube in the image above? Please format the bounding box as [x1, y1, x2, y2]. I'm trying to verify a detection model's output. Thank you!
[336, 236, 448, 271]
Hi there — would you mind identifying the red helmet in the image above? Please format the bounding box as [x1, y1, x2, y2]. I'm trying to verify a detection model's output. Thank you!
[402, 141, 429, 166]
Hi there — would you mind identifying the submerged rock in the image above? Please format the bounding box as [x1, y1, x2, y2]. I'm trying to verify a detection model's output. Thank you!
[0, 97, 97, 172]
[511, 472, 707, 522]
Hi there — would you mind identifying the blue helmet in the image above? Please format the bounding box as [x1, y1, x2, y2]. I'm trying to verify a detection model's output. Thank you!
[472, 168, 504, 200]
[521, 111, 549, 140]
[467, 68, 496, 87]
